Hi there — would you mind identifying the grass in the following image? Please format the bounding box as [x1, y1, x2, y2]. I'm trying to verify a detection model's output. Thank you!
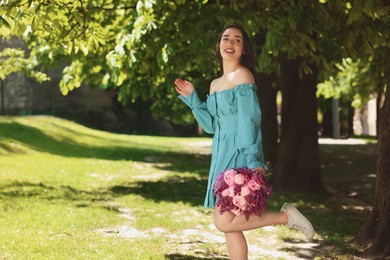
[0, 116, 377, 259]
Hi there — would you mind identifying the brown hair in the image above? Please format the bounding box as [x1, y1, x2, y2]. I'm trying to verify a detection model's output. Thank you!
[215, 25, 256, 76]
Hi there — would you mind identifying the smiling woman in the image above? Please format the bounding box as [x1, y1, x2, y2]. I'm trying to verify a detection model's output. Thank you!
[174, 25, 315, 260]
[215, 25, 256, 88]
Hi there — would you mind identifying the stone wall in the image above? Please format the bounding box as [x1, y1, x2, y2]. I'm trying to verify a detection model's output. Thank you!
[0, 37, 196, 135]
[0, 36, 124, 131]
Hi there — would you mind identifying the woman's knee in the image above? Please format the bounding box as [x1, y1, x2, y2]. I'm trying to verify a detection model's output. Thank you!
[214, 206, 235, 232]
[214, 219, 224, 232]
[214, 217, 231, 233]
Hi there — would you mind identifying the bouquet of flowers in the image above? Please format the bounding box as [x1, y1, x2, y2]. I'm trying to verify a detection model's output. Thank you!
[212, 167, 272, 220]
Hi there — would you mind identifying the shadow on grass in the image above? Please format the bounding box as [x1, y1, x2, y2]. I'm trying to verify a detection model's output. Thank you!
[0, 120, 378, 258]
[110, 176, 207, 206]
[279, 237, 337, 259]
[0, 181, 114, 209]
[0, 122, 212, 173]
[0, 175, 209, 207]
[279, 234, 360, 259]
[0, 182, 371, 258]
[319, 143, 377, 180]
[319, 143, 377, 205]
[266, 190, 370, 257]
[165, 253, 228, 259]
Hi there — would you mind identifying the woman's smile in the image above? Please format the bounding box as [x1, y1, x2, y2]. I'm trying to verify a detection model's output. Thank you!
[225, 48, 235, 54]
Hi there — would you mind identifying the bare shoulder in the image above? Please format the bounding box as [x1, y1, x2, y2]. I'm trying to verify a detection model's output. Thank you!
[233, 67, 255, 86]
[209, 78, 221, 93]
[210, 78, 219, 88]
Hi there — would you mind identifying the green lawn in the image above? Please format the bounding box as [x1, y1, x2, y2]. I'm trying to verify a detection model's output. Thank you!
[0, 116, 377, 259]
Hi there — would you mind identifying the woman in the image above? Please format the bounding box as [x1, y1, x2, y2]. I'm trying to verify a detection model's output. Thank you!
[175, 25, 314, 260]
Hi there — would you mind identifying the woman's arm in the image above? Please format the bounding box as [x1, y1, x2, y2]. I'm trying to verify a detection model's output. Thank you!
[236, 84, 267, 171]
[175, 78, 194, 97]
[175, 78, 215, 134]
[232, 69, 267, 172]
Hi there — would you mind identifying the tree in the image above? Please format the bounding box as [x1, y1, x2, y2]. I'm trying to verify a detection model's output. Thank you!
[0, 47, 48, 82]
[317, 56, 388, 137]
[351, 3, 390, 257]
[355, 56, 390, 259]
[1, 0, 229, 123]
[2, 1, 390, 255]
[259, 0, 388, 192]
[318, 58, 385, 110]
[1, 0, 388, 192]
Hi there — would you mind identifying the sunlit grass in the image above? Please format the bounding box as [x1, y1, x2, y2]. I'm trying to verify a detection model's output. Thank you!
[0, 115, 374, 259]
[0, 116, 213, 259]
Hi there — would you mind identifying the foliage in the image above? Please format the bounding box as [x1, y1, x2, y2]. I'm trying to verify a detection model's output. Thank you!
[0, 1, 388, 121]
[0, 0, 218, 123]
[0, 47, 49, 81]
[317, 57, 386, 108]
[316, 0, 389, 109]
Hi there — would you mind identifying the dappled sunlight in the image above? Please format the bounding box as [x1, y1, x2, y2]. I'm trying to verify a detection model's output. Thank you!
[341, 205, 372, 211]
[182, 139, 212, 155]
[165, 254, 228, 260]
[280, 237, 335, 260]
[0, 116, 380, 259]
[110, 175, 207, 206]
[320, 138, 377, 208]
[0, 116, 210, 161]
[0, 181, 113, 207]
[95, 203, 229, 259]
[318, 138, 376, 145]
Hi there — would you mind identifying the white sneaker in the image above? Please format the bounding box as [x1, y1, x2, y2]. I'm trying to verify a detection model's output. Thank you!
[281, 202, 315, 239]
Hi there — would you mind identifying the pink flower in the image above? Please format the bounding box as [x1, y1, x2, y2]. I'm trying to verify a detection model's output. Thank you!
[221, 188, 230, 197]
[240, 185, 251, 196]
[223, 169, 237, 186]
[232, 195, 247, 208]
[233, 174, 245, 185]
[248, 179, 261, 190]
[228, 186, 235, 197]
[213, 167, 272, 221]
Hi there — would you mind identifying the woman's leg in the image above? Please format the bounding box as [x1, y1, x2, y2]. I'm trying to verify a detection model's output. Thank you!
[215, 207, 286, 260]
[214, 206, 288, 233]
[214, 203, 315, 239]
[225, 232, 248, 260]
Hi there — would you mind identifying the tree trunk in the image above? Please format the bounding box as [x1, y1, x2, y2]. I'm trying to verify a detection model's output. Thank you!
[355, 56, 390, 259]
[376, 88, 383, 138]
[256, 72, 278, 166]
[347, 103, 354, 138]
[135, 98, 153, 133]
[253, 31, 279, 167]
[321, 108, 333, 138]
[271, 54, 325, 192]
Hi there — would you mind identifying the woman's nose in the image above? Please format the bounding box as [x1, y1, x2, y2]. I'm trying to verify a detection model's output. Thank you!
[226, 39, 235, 46]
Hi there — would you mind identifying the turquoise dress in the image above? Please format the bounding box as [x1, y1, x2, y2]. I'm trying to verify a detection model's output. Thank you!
[179, 83, 268, 208]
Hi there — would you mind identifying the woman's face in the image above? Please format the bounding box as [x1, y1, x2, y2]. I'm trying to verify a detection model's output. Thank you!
[219, 27, 245, 61]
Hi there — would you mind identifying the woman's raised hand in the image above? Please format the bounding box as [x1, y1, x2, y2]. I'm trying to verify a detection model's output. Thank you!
[174, 78, 195, 97]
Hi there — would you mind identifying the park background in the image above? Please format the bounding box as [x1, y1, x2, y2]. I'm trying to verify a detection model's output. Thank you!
[0, 1, 389, 259]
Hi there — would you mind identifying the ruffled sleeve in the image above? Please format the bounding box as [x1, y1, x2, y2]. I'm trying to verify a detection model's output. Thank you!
[236, 84, 268, 170]
[178, 90, 215, 134]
